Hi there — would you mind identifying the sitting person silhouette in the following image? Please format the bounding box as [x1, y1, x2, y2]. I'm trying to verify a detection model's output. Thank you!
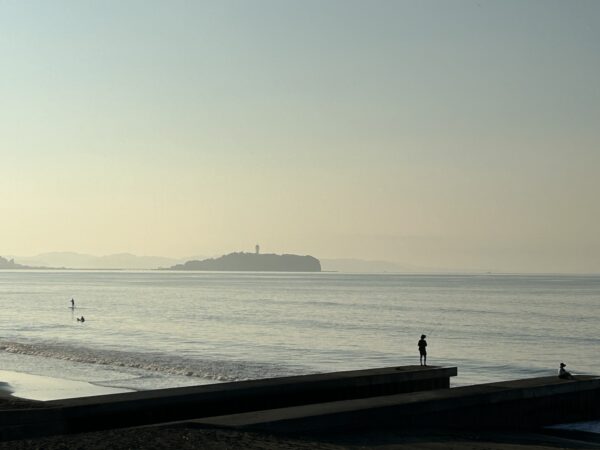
[558, 362, 574, 380]
[77, 316, 85, 323]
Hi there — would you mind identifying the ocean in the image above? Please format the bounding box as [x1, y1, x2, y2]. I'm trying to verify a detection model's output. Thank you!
[1, 270, 599, 398]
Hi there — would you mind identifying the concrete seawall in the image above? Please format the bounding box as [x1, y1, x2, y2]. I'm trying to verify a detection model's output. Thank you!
[3, 366, 599, 442]
[0, 366, 455, 441]
[197, 375, 600, 433]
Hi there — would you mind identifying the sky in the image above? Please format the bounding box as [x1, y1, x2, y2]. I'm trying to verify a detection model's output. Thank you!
[1, 0, 599, 273]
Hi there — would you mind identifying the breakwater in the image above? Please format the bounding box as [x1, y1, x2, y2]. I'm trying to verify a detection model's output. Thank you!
[0, 365, 454, 441]
[2, 366, 600, 442]
[198, 375, 600, 433]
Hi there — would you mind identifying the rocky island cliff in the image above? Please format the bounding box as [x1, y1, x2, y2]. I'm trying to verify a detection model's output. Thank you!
[168, 252, 321, 272]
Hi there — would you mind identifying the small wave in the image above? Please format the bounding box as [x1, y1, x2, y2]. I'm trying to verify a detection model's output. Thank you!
[0, 340, 301, 383]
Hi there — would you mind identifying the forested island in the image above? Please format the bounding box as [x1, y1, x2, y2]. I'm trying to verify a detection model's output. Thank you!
[168, 252, 321, 272]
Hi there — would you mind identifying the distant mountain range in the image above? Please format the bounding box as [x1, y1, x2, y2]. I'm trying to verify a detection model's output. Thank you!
[7, 252, 201, 270]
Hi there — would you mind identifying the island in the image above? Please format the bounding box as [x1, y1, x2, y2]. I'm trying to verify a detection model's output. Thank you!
[167, 252, 321, 272]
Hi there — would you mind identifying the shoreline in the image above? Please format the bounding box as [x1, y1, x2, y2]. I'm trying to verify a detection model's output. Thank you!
[0, 369, 131, 402]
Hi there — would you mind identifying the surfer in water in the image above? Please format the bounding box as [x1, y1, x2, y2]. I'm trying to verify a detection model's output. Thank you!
[77, 316, 85, 323]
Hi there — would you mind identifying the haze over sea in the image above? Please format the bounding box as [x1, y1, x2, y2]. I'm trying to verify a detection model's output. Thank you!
[1, 270, 598, 400]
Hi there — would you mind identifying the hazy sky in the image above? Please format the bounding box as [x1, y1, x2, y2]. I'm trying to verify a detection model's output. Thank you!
[1, 0, 599, 272]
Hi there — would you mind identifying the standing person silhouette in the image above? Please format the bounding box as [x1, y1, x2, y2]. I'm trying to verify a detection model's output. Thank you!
[418, 334, 428, 366]
[71, 298, 75, 308]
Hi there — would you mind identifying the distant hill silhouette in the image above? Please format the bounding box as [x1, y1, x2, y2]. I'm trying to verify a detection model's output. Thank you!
[8, 252, 190, 270]
[169, 252, 321, 272]
[0, 256, 33, 269]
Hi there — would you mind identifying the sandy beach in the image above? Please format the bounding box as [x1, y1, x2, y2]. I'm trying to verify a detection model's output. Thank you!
[0, 420, 599, 450]
[0, 370, 131, 402]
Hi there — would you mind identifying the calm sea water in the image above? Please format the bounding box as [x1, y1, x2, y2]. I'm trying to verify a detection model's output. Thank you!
[1, 271, 598, 393]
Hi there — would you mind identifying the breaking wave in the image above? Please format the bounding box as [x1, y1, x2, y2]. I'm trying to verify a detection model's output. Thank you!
[0, 340, 301, 383]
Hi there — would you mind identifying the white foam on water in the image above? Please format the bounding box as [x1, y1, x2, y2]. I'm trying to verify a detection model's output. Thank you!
[0, 339, 305, 396]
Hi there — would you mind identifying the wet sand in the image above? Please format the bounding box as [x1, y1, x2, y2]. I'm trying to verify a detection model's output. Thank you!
[0, 370, 131, 401]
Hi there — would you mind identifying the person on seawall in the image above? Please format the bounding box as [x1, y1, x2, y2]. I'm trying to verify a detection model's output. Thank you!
[418, 334, 427, 366]
[558, 362, 574, 380]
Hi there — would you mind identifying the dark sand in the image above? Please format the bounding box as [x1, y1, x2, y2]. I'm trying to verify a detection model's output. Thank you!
[1, 425, 600, 450]
[2, 398, 599, 449]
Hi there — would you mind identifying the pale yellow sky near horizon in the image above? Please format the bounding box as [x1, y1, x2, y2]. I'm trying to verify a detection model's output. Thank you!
[1, 1, 599, 273]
